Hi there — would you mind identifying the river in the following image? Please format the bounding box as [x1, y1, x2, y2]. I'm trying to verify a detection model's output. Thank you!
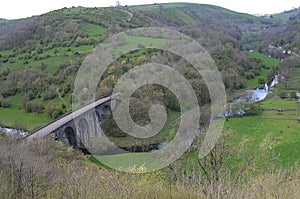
[226, 75, 279, 116]
[0, 126, 28, 137]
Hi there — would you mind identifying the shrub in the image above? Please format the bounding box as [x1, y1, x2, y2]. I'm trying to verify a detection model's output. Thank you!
[279, 91, 287, 99]
[1, 87, 17, 98]
[290, 91, 298, 99]
[51, 110, 63, 119]
[44, 102, 64, 118]
[41, 89, 57, 101]
[244, 103, 260, 115]
[0, 98, 12, 108]
[258, 76, 266, 85]
[25, 102, 44, 113]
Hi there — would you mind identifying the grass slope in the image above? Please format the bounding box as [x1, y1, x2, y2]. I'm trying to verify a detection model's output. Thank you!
[95, 152, 160, 172]
[226, 115, 300, 168]
[0, 107, 51, 131]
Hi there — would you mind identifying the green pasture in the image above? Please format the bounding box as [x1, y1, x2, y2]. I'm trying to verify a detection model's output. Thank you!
[0, 107, 51, 131]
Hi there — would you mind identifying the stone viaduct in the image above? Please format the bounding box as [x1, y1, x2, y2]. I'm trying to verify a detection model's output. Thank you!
[26, 96, 116, 151]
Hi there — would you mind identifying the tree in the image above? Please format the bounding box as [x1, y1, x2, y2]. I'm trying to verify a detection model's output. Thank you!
[44, 102, 64, 118]
[290, 91, 298, 99]
[164, 130, 252, 197]
[0, 98, 11, 108]
[258, 76, 266, 84]
[279, 91, 287, 99]
[258, 44, 263, 53]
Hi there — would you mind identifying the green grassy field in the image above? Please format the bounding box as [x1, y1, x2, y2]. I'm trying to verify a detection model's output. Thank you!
[112, 36, 167, 55]
[249, 52, 281, 67]
[261, 110, 300, 120]
[1, 93, 71, 131]
[86, 23, 107, 40]
[0, 107, 51, 131]
[246, 68, 270, 88]
[150, 7, 196, 25]
[94, 152, 161, 172]
[225, 94, 300, 168]
[260, 95, 300, 109]
[225, 115, 300, 168]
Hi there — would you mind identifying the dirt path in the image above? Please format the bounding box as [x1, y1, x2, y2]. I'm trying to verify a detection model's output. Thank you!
[56, 88, 68, 110]
[118, 9, 133, 21]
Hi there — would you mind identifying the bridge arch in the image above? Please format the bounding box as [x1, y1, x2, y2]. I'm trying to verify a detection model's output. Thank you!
[77, 118, 90, 147]
[101, 105, 112, 120]
[64, 127, 77, 148]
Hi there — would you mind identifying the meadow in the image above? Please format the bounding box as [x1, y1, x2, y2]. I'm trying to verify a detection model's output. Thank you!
[0, 107, 51, 130]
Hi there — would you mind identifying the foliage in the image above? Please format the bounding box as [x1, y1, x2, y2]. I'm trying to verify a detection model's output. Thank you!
[0, 98, 11, 108]
[0, 3, 293, 130]
[258, 76, 266, 84]
[247, 51, 280, 87]
[25, 101, 44, 113]
[44, 102, 65, 119]
[0, 134, 299, 198]
[244, 103, 260, 115]
[279, 90, 288, 99]
[0, 4, 299, 198]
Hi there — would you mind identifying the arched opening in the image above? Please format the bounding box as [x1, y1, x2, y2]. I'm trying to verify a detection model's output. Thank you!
[78, 118, 90, 147]
[102, 105, 112, 120]
[64, 127, 77, 148]
[95, 111, 101, 121]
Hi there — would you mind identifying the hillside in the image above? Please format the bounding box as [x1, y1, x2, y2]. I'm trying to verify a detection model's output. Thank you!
[0, 3, 299, 146]
[0, 3, 287, 130]
[271, 10, 300, 54]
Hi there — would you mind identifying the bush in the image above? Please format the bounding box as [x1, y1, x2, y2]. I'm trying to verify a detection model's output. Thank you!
[279, 91, 288, 99]
[290, 91, 298, 99]
[1, 87, 18, 98]
[41, 89, 57, 101]
[0, 98, 12, 108]
[51, 110, 63, 119]
[244, 103, 260, 115]
[258, 76, 266, 85]
[44, 102, 64, 118]
[25, 102, 44, 113]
